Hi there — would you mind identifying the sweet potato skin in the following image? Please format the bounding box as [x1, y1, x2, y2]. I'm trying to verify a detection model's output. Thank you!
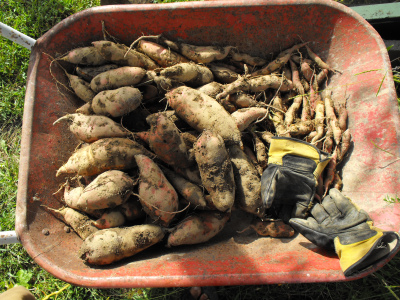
[135, 154, 179, 227]
[167, 211, 230, 247]
[79, 224, 165, 265]
[166, 86, 242, 147]
[194, 130, 235, 212]
[56, 138, 154, 177]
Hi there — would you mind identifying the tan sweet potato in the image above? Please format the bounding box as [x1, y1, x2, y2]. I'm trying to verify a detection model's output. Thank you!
[231, 107, 268, 132]
[208, 64, 239, 84]
[92, 86, 142, 117]
[92, 209, 126, 229]
[135, 154, 179, 227]
[194, 130, 235, 212]
[56, 138, 154, 177]
[166, 211, 230, 247]
[92, 40, 158, 70]
[90, 66, 146, 93]
[231, 50, 267, 66]
[162, 167, 208, 209]
[60, 46, 108, 65]
[76, 64, 119, 82]
[53, 113, 129, 143]
[227, 93, 259, 108]
[136, 40, 189, 67]
[215, 75, 293, 100]
[65, 73, 96, 103]
[166, 86, 242, 147]
[73, 170, 134, 211]
[79, 224, 165, 265]
[227, 145, 263, 217]
[75, 102, 94, 115]
[160, 63, 214, 87]
[45, 206, 98, 239]
[160, 37, 233, 64]
[196, 81, 223, 98]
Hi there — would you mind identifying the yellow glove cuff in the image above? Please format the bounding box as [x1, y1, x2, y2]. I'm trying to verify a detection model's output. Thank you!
[267, 138, 331, 179]
[334, 231, 384, 274]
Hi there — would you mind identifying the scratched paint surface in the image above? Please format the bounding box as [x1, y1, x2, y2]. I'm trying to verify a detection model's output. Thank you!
[15, 0, 400, 288]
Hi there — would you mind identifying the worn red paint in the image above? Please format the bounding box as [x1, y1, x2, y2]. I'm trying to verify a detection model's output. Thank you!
[15, 0, 400, 288]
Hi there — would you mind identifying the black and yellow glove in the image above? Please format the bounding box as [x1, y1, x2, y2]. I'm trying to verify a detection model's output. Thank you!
[260, 137, 331, 221]
[289, 188, 400, 277]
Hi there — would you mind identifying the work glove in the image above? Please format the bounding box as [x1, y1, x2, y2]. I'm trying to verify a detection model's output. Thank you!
[289, 188, 400, 277]
[260, 137, 331, 221]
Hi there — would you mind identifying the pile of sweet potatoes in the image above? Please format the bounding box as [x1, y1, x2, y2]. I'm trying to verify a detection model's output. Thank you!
[49, 34, 350, 266]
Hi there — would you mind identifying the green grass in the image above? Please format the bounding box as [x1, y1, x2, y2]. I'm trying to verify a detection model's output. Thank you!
[1, 0, 400, 299]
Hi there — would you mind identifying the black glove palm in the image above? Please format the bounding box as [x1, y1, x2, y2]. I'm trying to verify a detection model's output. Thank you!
[290, 188, 400, 277]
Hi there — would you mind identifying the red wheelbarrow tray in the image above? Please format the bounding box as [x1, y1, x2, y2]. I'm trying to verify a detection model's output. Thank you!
[15, 0, 400, 288]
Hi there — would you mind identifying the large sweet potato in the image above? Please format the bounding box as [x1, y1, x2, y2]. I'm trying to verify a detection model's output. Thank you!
[166, 86, 242, 147]
[79, 224, 165, 265]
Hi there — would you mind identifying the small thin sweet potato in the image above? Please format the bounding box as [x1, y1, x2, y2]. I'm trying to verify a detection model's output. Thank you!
[92, 86, 142, 117]
[166, 211, 230, 247]
[135, 154, 179, 227]
[194, 130, 235, 212]
[56, 138, 154, 177]
[53, 113, 129, 143]
[248, 219, 294, 238]
[79, 224, 165, 265]
[90, 66, 146, 93]
[167, 86, 242, 147]
[227, 93, 259, 108]
[231, 50, 267, 66]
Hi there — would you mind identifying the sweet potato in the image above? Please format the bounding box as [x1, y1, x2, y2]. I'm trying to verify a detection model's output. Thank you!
[146, 112, 194, 168]
[305, 45, 333, 71]
[338, 129, 351, 162]
[136, 40, 189, 67]
[196, 81, 223, 98]
[323, 90, 342, 145]
[172, 164, 203, 186]
[135, 154, 179, 227]
[208, 64, 239, 84]
[231, 107, 268, 131]
[90, 66, 146, 93]
[45, 206, 98, 239]
[248, 219, 294, 238]
[79, 224, 165, 265]
[160, 37, 233, 64]
[92, 86, 142, 117]
[53, 113, 129, 143]
[251, 42, 307, 77]
[56, 138, 154, 177]
[227, 93, 259, 108]
[160, 63, 214, 87]
[65, 73, 96, 103]
[72, 170, 134, 211]
[162, 167, 208, 209]
[92, 40, 158, 70]
[166, 211, 230, 247]
[243, 145, 263, 176]
[231, 50, 267, 66]
[166, 86, 242, 147]
[300, 60, 314, 82]
[284, 95, 303, 127]
[59, 46, 108, 65]
[146, 70, 183, 92]
[76, 102, 94, 115]
[194, 130, 235, 212]
[216, 75, 293, 100]
[76, 64, 119, 82]
[227, 145, 263, 217]
[310, 100, 325, 145]
[92, 209, 126, 229]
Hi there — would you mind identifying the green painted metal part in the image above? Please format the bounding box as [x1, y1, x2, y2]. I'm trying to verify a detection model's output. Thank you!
[352, 3, 400, 21]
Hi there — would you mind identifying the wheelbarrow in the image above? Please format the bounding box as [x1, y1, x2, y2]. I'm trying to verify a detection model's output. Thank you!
[2, 0, 400, 289]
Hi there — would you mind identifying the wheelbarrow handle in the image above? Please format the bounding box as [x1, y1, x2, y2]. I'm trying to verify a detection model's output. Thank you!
[0, 230, 20, 245]
[0, 22, 36, 50]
